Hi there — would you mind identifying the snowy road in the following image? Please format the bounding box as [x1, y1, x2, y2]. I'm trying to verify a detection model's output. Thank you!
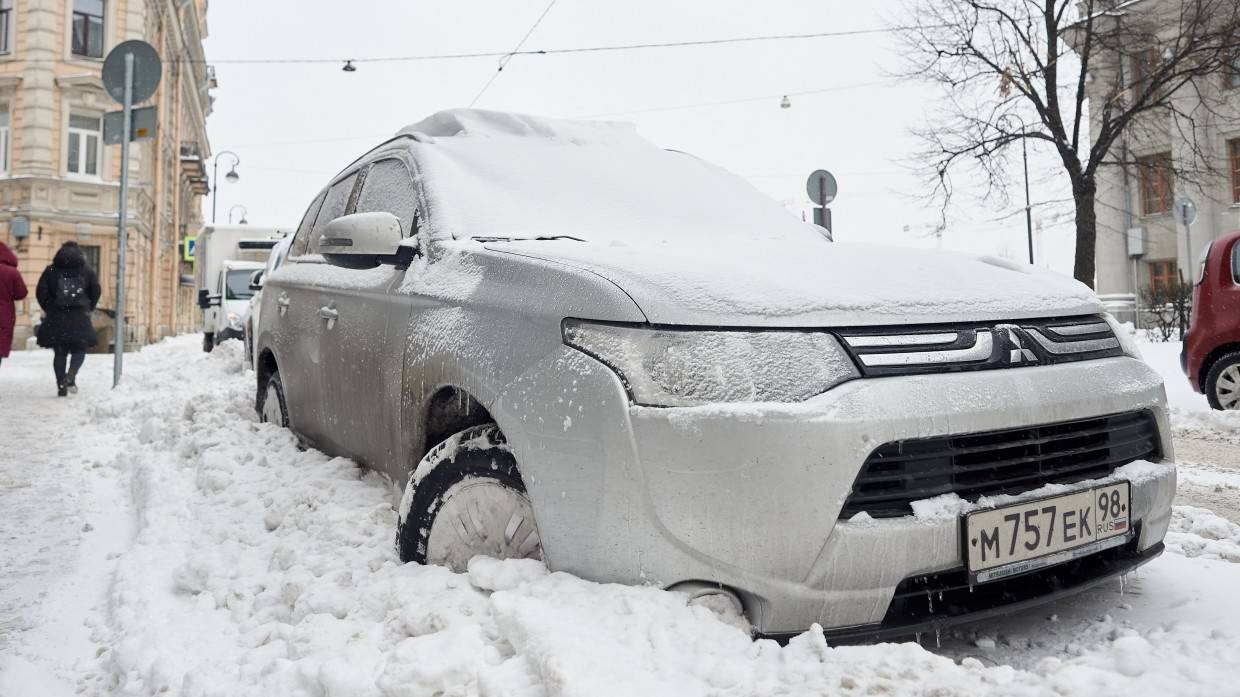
[1, 336, 1239, 697]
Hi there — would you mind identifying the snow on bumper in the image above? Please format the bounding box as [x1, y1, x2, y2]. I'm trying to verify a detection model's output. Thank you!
[492, 352, 1173, 636]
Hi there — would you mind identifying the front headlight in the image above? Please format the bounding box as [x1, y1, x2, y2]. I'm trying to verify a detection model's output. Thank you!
[227, 312, 242, 330]
[562, 320, 859, 407]
[1103, 313, 1142, 360]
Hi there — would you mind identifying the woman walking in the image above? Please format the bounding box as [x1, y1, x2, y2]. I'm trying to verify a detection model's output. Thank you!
[36, 241, 100, 396]
[0, 241, 28, 368]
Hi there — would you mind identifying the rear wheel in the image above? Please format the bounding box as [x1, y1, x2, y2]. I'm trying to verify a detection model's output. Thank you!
[397, 424, 542, 570]
[1205, 352, 1240, 410]
[257, 369, 289, 427]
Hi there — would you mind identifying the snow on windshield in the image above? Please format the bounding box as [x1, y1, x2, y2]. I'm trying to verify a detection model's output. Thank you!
[400, 109, 825, 244]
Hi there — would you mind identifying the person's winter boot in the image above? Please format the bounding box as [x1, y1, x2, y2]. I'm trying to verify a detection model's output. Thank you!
[57, 383, 68, 397]
[65, 371, 78, 394]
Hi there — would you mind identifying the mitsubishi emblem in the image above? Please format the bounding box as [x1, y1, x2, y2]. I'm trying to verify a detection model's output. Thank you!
[1005, 327, 1037, 365]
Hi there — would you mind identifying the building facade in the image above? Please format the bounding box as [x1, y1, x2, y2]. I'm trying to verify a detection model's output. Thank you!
[0, 0, 212, 353]
[1083, 0, 1240, 320]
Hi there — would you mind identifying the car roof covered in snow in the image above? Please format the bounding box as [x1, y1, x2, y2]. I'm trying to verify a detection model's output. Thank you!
[392, 109, 827, 244]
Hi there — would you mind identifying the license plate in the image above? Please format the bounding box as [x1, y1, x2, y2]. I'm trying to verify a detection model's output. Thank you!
[964, 482, 1132, 583]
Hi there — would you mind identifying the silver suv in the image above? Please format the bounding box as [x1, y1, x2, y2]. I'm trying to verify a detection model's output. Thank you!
[253, 110, 1175, 640]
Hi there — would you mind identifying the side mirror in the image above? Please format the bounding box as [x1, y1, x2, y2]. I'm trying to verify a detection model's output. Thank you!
[319, 212, 403, 268]
[248, 270, 264, 292]
[197, 288, 210, 309]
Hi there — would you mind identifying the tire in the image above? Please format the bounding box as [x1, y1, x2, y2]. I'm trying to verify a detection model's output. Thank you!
[1205, 352, 1240, 410]
[257, 369, 289, 427]
[203, 332, 214, 353]
[397, 424, 542, 571]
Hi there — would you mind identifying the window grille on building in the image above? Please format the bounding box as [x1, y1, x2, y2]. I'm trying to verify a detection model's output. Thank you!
[1149, 260, 1178, 292]
[1230, 139, 1240, 204]
[1137, 152, 1173, 216]
[0, 0, 12, 55]
[67, 114, 101, 176]
[71, 0, 105, 58]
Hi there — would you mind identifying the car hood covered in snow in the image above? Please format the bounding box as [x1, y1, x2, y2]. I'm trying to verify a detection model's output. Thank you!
[401, 109, 1100, 326]
[487, 239, 1101, 327]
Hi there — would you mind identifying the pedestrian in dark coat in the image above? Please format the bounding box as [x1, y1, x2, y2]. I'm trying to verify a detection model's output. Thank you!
[36, 241, 101, 396]
[0, 242, 28, 367]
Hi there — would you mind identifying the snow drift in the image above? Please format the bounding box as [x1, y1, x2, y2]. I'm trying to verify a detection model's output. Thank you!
[3, 336, 1239, 697]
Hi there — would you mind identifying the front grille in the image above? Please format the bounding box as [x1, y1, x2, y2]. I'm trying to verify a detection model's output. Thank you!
[838, 315, 1122, 377]
[839, 411, 1161, 519]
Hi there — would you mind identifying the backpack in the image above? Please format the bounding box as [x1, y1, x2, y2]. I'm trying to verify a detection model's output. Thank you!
[55, 271, 88, 309]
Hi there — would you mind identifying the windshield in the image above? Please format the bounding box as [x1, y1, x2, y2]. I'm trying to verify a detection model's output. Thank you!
[224, 269, 256, 300]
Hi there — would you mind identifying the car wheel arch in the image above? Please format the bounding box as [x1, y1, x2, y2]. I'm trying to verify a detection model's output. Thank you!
[1199, 342, 1240, 391]
[413, 385, 496, 468]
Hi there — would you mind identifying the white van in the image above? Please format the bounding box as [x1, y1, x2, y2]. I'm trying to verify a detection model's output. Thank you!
[194, 225, 288, 351]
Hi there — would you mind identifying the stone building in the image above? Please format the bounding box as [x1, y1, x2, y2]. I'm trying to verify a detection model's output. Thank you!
[0, 0, 213, 352]
[1076, 0, 1240, 321]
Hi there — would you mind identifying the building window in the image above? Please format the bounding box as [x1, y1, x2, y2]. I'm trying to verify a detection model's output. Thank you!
[1231, 139, 1240, 204]
[1131, 48, 1161, 93]
[71, 0, 105, 59]
[1137, 152, 1173, 215]
[0, 108, 9, 175]
[1149, 260, 1178, 292]
[67, 114, 101, 176]
[80, 244, 100, 273]
[0, 0, 12, 55]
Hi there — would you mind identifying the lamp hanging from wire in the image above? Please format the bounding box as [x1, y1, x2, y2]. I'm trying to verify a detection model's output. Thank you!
[342, 60, 357, 72]
[780, 95, 791, 109]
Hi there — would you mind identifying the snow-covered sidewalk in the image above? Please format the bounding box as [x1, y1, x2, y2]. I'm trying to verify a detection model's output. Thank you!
[2, 336, 1240, 697]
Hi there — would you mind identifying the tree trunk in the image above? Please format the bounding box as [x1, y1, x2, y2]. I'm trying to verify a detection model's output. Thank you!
[1072, 181, 1098, 289]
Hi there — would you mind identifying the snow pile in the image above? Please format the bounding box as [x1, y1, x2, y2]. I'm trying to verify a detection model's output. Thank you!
[1170, 407, 1240, 446]
[1166, 506, 1240, 562]
[4, 336, 1240, 697]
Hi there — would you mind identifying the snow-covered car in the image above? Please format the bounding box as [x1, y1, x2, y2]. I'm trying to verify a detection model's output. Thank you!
[243, 234, 294, 369]
[253, 109, 1175, 640]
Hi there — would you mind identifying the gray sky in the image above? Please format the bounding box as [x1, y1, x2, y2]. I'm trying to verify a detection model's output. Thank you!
[202, 0, 1079, 274]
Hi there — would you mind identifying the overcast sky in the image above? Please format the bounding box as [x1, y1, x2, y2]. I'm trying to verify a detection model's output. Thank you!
[201, 0, 1079, 274]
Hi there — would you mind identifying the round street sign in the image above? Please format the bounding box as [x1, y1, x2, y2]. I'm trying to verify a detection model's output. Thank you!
[807, 169, 838, 206]
[1173, 198, 1198, 227]
[102, 40, 162, 104]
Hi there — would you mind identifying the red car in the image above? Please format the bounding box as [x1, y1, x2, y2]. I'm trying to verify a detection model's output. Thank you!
[1182, 229, 1240, 410]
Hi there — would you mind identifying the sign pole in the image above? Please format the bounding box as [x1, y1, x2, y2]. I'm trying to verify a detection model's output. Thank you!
[113, 52, 133, 387]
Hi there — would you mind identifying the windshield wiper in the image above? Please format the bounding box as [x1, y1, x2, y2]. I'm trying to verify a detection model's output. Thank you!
[471, 235, 585, 242]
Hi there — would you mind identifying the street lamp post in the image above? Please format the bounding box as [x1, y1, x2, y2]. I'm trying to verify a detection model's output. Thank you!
[998, 114, 1035, 265]
[229, 204, 248, 225]
[211, 150, 240, 224]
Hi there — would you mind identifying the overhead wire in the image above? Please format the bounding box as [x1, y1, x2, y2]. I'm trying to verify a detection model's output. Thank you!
[468, 0, 560, 107]
[181, 26, 901, 66]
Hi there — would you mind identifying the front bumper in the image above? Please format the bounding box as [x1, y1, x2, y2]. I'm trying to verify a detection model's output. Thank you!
[492, 351, 1175, 636]
[214, 326, 245, 345]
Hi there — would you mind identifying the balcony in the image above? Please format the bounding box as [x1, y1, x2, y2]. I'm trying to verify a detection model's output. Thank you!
[180, 141, 205, 179]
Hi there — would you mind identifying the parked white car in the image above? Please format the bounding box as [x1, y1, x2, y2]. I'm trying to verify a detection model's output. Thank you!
[253, 109, 1175, 640]
[243, 234, 293, 369]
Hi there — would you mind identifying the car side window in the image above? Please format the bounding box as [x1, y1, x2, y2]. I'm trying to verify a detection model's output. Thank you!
[1233, 242, 1240, 284]
[308, 172, 360, 254]
[354, 158, 420, 237]
[289, 192, 326, 258]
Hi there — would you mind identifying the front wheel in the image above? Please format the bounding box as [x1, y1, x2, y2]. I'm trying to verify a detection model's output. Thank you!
[397, 424, 542, 571]
[203, 332, 214, 353]
[1205, 352, 1240, 410]
[257, 369, 289, 427]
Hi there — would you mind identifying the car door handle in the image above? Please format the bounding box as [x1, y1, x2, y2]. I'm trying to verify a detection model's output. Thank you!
[319, 305, 338, 330]
[277, 294, 290, 317]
